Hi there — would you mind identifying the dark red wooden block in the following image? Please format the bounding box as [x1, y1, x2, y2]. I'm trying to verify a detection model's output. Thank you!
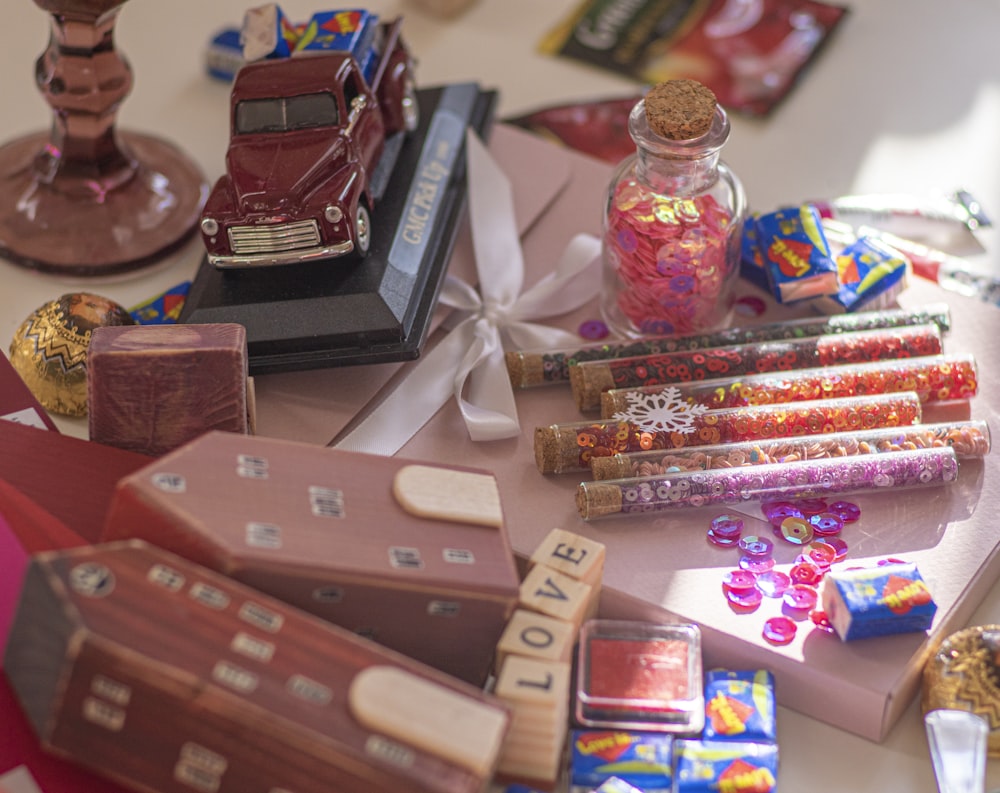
[102, 431, 521, 685]
[4, 541, 510, 793]
[87, 323, 249, 456]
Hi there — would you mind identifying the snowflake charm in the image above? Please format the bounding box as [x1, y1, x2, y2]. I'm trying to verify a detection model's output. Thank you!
[612, 387, 708, 434]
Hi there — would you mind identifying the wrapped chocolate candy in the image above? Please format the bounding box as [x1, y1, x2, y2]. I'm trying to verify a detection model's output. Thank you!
[8, 292, 135, 416]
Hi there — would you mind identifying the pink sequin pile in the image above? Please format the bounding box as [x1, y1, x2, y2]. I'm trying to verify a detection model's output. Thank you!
[711, 497, 866, 644]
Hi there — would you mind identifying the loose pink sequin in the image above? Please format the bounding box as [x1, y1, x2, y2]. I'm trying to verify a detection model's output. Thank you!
[783, 584, 819, 612]
[829, 500, 861, 522]
[824, 537, 850, 561]
[810, 512, 844, 537]
[756, 570, 791, 598]
[809, 610, 837, 633]
[779, 517, 814, 545]
[727, 586, 763, 611]
[723, 569, 757, 591]
[739, 555, 776, 574]
[763, 616, 797, 645]
[738, 535, 774, 558]
[789, 561, 824, 586]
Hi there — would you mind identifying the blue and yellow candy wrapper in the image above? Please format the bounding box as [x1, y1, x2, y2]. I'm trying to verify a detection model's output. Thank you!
[292, 9, 379, 80]
[570, 730, 673, 793]
[674, 740, 778, 793]
[703, 669, 777, 743]
[821, 560, 936, 641]
[824, 234, 909, 312]
[129, 281, 191, 325]
[755, 204, 840, 303]
[738, 217, 771, 293]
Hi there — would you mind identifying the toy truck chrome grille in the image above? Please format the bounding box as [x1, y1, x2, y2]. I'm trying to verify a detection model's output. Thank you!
[228, 220, 321, 254]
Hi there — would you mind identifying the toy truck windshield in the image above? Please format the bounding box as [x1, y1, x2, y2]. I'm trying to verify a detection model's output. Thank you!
[235, 93, 341, 134]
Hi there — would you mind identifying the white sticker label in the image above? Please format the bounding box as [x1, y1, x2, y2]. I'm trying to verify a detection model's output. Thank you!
[230, 632, 275, 663]
[364, 735, 415, 768]
[91, 675, 131, 706]
[174, 763, 220, 793]
[312, 586, 344, 603]
[212, 661, 258, 693]
[179, 742, 228, 775]
[389, 547, 423, 570]
[148, 564, 186, 592]
[151, 472, 187, 493]
[308, 486, 345, 518]
[69, 563, 115, 598]
[236, 454, 269, 480]
[190, 583, 231, 610]
[245, 522, 282, 549]
[1, 408, 48, 429]
[287, 674, 333, 705]
[443, 548, 475, 565]
[427, 601, 461, 617]
[238, 602, 284, 633]
[82, 697, 125, 731]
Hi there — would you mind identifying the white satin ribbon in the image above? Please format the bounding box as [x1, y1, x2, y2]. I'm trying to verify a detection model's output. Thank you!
[334, 129, 601, 455]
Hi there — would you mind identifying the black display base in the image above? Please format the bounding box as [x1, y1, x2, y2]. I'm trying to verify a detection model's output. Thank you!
[179, 83, 497, 375]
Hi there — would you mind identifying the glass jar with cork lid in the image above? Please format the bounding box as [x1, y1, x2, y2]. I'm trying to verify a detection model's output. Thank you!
[601, 80, 747, 338]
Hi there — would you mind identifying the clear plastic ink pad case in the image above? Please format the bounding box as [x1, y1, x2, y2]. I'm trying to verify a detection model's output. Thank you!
[575, 618, 704, 734]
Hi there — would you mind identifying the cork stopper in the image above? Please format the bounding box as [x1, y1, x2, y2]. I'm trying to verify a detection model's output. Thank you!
[644, 79, 717, 141]
[576, 482, 624, 520]
[505, 350, 545, 388]
[600, 390, 628, 418]
[569, 363, 616, 412]
[534, 425, 582, 474]
[590, 456, 634, 481]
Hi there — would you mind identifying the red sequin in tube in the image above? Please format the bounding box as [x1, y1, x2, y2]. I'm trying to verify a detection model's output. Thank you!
[534, 392, 922, 474]
[569, 323, 943, 411]
[577, 447, 959, 520]
[600, 353, 978, 417]
[505, 302, 951, 388]
[590, 420, 990, 480]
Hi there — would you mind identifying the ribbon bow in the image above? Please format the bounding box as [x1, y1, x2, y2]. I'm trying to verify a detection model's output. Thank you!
[335, 130, 601, 455]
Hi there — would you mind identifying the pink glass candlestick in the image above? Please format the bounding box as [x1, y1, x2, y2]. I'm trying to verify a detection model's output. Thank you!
[0, 0, 207, 275]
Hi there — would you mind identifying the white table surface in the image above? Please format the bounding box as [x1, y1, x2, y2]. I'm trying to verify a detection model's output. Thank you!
[1, 1, 999, 791]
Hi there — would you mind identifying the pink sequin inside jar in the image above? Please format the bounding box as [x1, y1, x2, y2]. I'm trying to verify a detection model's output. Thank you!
[601, 95, 746, 337]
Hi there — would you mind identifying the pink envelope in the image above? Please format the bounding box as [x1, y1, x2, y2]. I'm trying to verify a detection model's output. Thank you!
[251, 124, 574, 445]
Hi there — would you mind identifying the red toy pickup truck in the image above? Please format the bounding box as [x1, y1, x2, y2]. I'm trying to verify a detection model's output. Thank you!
[199, 17, 417, 268]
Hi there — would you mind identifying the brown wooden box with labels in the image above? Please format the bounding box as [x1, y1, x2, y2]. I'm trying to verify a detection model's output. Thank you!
[3, 541, 510, 793]
[101, 431, 521, 685]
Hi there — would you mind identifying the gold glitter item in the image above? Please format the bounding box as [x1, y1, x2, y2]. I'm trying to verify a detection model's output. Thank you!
[922, 624, 1000, 757]
[8, 293, 135, 416]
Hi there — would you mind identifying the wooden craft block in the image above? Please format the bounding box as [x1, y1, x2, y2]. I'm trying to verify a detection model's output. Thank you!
[101, 431, 520, 685]
[0, 419, 151, 544]
[495, 608, 575, 669]
[87, 323, 250, 456]
[0, 350, 58, 431]
[518, 564, 592, 633]
[0, 515, 132, 793]
[493, 656, 571, 786]
[4, 541, 510, 793]
[529, 528, 605, 620]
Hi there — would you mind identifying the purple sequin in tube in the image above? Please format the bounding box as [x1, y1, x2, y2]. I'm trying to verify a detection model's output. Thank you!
[576, 447, 958, 520]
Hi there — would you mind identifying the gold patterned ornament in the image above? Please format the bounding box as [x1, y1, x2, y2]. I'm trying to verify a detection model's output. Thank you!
[922, 624, 1000, 757]
[8, 293, 135, 417]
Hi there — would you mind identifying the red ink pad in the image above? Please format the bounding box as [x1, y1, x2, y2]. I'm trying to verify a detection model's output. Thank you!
[575, 619, 704, 733]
